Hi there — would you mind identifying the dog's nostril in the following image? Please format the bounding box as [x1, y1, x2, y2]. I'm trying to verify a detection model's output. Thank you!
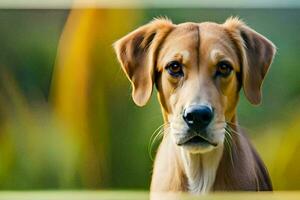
[183, 105, 214, 131]
[201, 110, 212, 123]
[184, 112, 194, 124]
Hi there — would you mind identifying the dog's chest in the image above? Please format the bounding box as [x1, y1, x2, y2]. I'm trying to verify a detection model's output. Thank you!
[180, 146, 223, 194]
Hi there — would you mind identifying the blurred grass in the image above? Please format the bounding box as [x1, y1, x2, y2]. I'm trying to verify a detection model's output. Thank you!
[0, 71, 81, 189]
[253, 103, 300, 190]
[51, 8, 109, 188]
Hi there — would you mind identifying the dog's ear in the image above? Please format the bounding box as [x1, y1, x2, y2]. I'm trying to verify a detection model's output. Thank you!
[113, 18, 174, 106]
[224, 17, 276, 105]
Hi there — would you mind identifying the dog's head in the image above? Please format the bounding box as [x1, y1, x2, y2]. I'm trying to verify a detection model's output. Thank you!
[114, 17, 276, 154]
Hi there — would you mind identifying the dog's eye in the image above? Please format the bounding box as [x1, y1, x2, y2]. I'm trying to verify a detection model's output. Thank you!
[216, 61, 233, 77]
[166, 61, 184, 77]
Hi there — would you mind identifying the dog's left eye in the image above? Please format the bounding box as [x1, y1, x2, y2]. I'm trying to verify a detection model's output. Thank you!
[166, 61, 184, 77]
[216, 61, 233, 77]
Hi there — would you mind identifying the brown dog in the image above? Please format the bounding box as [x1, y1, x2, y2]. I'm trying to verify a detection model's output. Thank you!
[114, 17, 275, 195]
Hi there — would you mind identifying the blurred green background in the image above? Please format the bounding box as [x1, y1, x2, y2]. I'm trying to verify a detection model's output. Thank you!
[0, 7, 299, 191]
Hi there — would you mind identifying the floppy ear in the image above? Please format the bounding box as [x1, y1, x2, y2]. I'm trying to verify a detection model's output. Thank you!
[113, 18, 174, 106]
[224, 17, 276, 105]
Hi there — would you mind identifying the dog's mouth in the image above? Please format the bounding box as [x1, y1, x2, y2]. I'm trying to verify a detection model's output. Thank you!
[178, 135, 218, 147]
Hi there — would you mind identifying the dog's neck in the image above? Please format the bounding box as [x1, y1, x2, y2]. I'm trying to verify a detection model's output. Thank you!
[179, 144, 224, 194]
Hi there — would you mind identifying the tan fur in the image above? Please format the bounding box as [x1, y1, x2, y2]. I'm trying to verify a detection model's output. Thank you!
[114, 17, 276, 198]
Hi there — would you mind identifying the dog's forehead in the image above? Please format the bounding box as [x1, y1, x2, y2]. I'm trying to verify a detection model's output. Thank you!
[159, 22, 236, 67]
[165, 23, 199, 45]
[198, 22, 232, 45]
[159, 24, 199, 63]
[167, 22, 228, 40]
[198, 23, 238, 62]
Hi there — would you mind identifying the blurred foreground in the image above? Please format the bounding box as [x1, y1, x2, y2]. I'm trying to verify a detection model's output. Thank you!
[0, 191, 300, 200]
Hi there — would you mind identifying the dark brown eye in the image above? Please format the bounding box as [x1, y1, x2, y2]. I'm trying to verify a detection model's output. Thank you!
[216, 61, 233, 77]
[166, 61, 184, 77]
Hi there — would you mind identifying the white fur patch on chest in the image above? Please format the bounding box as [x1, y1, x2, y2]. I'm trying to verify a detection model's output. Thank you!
[180, 146, 223, 194]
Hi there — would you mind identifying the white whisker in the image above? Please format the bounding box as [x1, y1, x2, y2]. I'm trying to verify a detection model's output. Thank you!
[148, 123, 170, 160]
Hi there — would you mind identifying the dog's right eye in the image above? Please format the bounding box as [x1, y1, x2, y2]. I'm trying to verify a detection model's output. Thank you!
[216, 60, 233, 77]
[166, 61, 184, 77]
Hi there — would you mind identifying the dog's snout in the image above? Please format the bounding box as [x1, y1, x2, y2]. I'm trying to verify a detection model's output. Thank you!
[183, 105, 214, 131]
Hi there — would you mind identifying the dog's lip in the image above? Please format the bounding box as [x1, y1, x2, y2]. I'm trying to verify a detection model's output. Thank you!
[177, 134, 218, 147]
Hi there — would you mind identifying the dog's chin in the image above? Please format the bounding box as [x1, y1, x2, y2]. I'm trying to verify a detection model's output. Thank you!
[182, 143, 215, 154]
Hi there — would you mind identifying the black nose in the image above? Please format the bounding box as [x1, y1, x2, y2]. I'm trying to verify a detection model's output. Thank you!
[183, 105, 214, 132]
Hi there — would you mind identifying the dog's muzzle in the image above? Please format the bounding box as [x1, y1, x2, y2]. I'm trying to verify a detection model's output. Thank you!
[178, 105, 217, 147]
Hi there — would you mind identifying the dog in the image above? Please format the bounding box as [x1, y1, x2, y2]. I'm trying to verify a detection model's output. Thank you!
[114, 17, 276, 195]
